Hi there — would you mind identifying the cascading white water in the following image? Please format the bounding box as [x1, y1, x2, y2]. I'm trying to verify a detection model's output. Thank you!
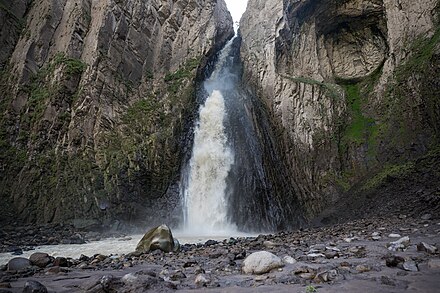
[182, 39, 238, 235]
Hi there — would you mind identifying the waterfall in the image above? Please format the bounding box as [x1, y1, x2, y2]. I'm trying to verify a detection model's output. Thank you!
[180, 36, 298, 235]
[181, 39, 238, 235]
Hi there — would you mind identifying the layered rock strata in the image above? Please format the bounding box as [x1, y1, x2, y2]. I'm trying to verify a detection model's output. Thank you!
[240, 0, 440, 218]
[0, 0, 233, 227]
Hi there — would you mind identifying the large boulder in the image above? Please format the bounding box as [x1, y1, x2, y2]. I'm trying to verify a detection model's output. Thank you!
[29, 253, 52, 268]
[242, 251, 284, 274]
[7, 257, 31, 271]
[135, 225, 179, 253]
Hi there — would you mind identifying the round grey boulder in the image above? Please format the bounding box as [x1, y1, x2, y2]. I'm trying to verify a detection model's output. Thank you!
[242, 251, 284, 274]
[7, 257, 31, 271]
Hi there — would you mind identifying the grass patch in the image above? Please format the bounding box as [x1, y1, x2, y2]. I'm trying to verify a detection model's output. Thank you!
[362, 162, 415, 191]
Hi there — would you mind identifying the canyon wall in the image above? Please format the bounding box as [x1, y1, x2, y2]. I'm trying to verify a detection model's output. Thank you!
[241, 0, 440, 219]
[0, 0, 233, 228]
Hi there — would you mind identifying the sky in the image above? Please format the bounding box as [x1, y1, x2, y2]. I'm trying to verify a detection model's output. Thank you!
[224, 0, 248, 29]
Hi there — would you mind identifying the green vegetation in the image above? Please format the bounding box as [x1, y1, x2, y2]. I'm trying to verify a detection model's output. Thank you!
[165, 57, 200, 94]
[281, 75, 343, 100]
[52, 53, 87, 76]
[341, 83, 376, 144]
[362, 162, 415, 191]
[305, 285, 317, 293]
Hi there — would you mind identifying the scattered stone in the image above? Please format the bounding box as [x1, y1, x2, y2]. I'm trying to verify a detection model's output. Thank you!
[29, 253, 51, 268]
[388, 234, 402, 238]
[421, 214, 432, 220]
[53, 257, 68, 267]
[23, 280, 48, 293]
[324, 251, 339, 259]
[306, 253, 325, 259]
[343, 237, 359, 243]
[299, 273, 315, 280]
[136, 224, 180, 253]
[263, 241, 278, 248]
[372, 232, 380, 237]
[282, 256, 296, 264]
[314, 270, 338, 283]
[427, 259, 440, 269]
[205, 240, 218, 246]
[417, 242, 438, 254]
[402, 260, 418, 272]
[7, 257, 31, 271]
[195, 274, 209, 287]
[242, 251, 283, 274]
[355, 264, 371, 273]
[388, 236, 410, 251]
[385, 255, 405, 268]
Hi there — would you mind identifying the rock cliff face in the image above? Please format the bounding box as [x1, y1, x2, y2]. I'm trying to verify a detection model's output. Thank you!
[241, 0, 440, 219]
[0, 0, 233, 227]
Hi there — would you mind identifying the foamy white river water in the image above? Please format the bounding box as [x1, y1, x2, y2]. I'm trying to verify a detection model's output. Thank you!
[0, 232, 255, 266]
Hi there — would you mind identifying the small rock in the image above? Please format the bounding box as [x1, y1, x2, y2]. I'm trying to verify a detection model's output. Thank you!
[388, 234, 402, 238]
[402, 260, 418, 272]
[355, 264, 371, 273]
[263, 241, 279, 248]
[385, 255, 405, 268]
[314, 269, 338, 283]
[421, 213, 432, 220]
[299, 273, 315, 280]
[205, 240, 218, 246]
[388, 236, 410, 251]
[242, 251, 284, 274]
[29, 252, 51, 268]
[372, 232, 380, 237]
[306, 253, 325, 259]
[100, 275, 115, 290]
[195, 274, 209, 287]
[372, 236, 382, 241]
[23, 280, 48, 293]
[7, 257, 31, 271]
[417, 242, 438, 254]
[344, 237, 358, 243]
[428, 259, 440, 269]
[324, 251, 339, 259]
[122, 273, 138, 284]
[53, 257, 68, 267]
[282, 256, 296, 264]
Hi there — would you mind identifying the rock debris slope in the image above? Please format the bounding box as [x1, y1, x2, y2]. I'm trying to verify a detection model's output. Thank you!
[0, 0, 233, 226]
[240, 0, 440, 220]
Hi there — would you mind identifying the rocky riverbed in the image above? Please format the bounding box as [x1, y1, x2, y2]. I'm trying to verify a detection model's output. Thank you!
[1, 215, 440, 292]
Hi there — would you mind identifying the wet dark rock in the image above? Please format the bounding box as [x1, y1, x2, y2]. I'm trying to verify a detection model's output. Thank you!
[7, 257, 31, 271]
[29, 253, 51, 268]
[0, 283, 11, 288]
[53, 257, 68, 267]
[205, 240, 218, 246]
[385, 255, 405, 268]
[136, 225, 179, 253]
[22, 280, 48, 293]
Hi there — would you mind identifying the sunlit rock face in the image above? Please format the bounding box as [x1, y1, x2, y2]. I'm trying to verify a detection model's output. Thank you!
[0, 0, 233, 226]
[240, 0, 440, 218]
